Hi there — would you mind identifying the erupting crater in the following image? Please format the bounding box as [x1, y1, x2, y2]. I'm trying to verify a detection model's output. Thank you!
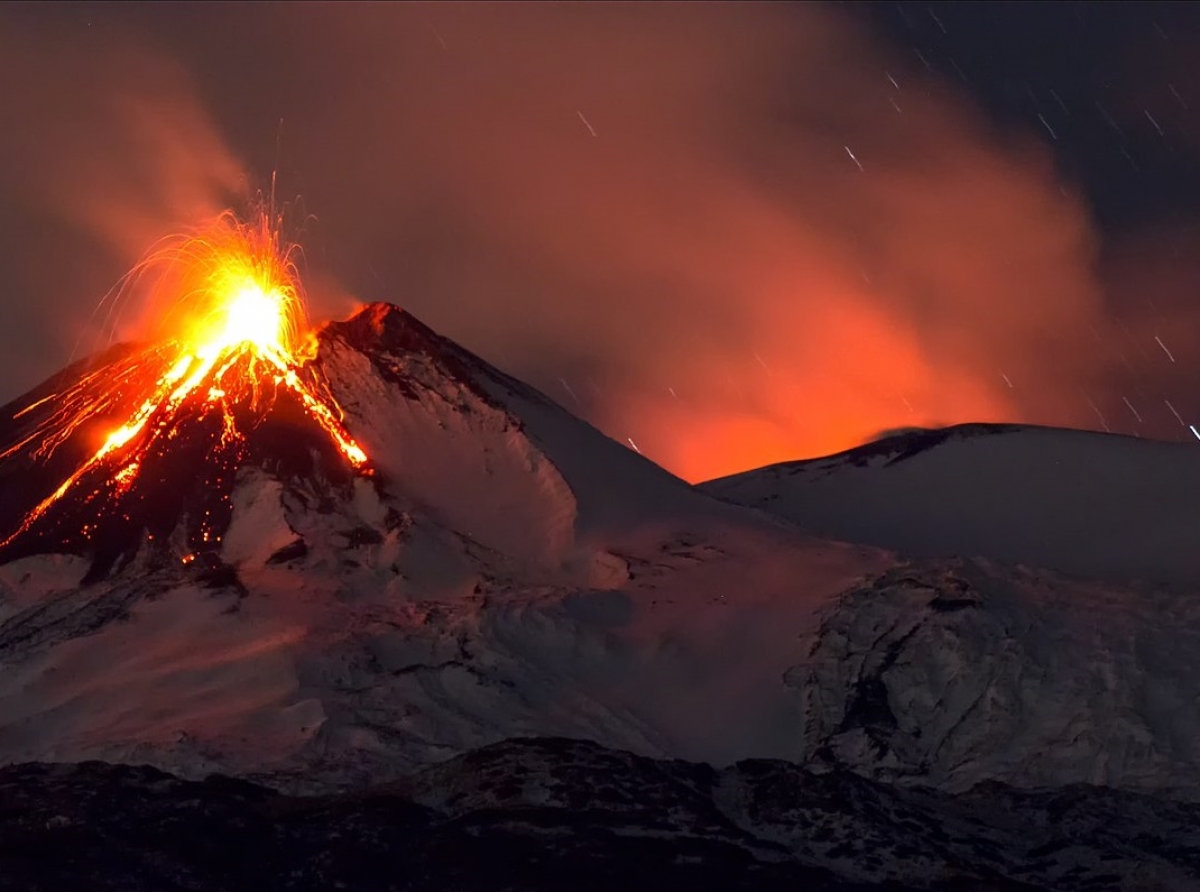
[0, 211, 370, 572]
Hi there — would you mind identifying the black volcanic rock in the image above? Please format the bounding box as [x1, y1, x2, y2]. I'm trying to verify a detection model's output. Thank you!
[319, 303, 500, 405]
[839, 423, 1021, 467]
[1, 738, 1196, 891]
[710, 423, 1024, 478]
[0, 342, 363, 577]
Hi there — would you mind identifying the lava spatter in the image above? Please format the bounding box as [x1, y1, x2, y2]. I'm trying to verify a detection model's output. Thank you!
[0, 210, 369, 557]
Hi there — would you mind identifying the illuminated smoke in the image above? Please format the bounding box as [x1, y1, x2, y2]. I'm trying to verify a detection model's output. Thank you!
[225, 2, 1111, 480]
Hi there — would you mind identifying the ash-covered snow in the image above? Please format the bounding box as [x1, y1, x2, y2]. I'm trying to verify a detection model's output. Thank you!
[0, 554, 89, 622]
[0, 503, 884, 789]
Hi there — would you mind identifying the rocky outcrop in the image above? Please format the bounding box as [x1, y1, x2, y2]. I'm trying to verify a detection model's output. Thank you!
[793, 562, 1200, 799]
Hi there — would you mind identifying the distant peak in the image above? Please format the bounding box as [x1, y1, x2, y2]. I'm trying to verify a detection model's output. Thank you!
[350, 301, 408, 330]
[322, 302, 454, 358]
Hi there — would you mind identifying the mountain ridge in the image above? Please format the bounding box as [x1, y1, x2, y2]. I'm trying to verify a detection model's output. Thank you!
[3, 736, 1195, 891]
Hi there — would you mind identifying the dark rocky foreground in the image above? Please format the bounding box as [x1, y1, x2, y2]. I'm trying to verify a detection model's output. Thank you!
[2, 737, 1197, 891]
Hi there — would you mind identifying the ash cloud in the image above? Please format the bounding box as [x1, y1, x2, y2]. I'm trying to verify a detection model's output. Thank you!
[0, 3, 1166, 480]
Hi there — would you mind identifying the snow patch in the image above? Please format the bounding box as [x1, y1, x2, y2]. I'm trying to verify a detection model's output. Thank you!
[0, 554, 90, 617]
[220, 470, 301, 568]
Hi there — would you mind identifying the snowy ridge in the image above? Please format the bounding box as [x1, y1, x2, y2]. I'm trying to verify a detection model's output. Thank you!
[702, 423, 1200, 584]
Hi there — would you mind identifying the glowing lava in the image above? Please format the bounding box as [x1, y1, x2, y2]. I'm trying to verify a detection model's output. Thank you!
[0, 210, 369, 551]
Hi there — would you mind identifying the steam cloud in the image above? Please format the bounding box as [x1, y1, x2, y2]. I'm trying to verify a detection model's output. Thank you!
[0, 3, 1187, 480]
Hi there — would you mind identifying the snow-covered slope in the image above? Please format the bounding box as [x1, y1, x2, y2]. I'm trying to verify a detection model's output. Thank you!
[0, 518, 881, 790]
[702, 423, 1200, 584]
[314, 305, 719, 565]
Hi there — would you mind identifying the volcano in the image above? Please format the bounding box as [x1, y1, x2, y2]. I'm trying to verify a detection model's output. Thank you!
[4, 304, 1200, 889]
[2, 301, 867, 784]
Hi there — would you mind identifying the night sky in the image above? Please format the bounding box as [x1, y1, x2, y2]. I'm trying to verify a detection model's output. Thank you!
[2, 1, 1200, 481]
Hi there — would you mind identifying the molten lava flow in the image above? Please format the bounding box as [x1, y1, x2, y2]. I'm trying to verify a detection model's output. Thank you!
[1, 211, 369, 551]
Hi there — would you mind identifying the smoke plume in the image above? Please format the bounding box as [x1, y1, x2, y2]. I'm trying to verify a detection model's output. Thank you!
[0, 3, 1178, 480]
[0, 17, 245, 378]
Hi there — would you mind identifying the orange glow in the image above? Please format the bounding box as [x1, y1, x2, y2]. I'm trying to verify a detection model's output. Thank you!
[603, 291, 1016, 483]
[1, 211, 368, 549]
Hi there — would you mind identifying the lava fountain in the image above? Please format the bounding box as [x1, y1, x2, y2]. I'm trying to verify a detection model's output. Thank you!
[0, 210, 369, 555]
